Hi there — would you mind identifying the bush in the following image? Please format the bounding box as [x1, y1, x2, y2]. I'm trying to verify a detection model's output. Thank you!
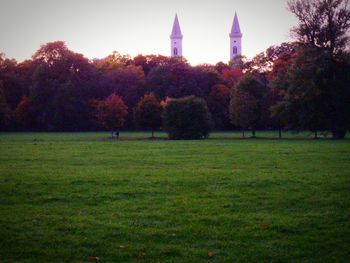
[163, 96, 212, 139]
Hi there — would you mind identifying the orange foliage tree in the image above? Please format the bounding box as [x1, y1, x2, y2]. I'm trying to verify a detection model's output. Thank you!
[95, 94, 128, 138]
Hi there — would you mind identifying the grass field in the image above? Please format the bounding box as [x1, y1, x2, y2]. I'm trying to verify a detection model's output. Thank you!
[0, 132, 349, 262]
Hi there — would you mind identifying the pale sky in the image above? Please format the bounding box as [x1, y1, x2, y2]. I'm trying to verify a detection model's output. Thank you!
[0, 0, 298, 65]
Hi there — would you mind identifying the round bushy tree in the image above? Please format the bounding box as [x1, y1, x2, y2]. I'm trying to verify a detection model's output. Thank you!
[163, 96, 212, 140]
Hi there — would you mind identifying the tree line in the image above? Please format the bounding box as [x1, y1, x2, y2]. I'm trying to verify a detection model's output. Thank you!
[0, 0, 349, 139]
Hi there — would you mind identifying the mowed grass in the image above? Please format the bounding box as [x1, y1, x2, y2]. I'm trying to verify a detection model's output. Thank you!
[0, 132, 349, 262]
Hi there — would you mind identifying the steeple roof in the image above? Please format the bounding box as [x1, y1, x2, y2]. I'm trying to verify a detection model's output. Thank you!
[170, 14, 183, 39]
[230, 12, 242, 38]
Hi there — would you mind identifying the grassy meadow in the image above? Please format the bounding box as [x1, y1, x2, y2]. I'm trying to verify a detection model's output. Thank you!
[0, 132, 349, 262]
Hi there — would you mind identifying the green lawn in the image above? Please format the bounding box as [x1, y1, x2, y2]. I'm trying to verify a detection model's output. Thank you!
[0, 132, 349, 262]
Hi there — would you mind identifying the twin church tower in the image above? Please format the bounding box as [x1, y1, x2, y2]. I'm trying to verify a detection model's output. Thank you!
[170, 13, 242, 61]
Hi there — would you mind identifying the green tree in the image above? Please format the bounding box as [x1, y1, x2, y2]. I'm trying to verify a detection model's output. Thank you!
[283, 0, 350, 138]
[229, 74, 267, 137]
[274, 48, 332, 138]
[206, 84, 231, 130]
[229, 89, 258, 138]
[163, 96, 212, 140]
[134, 93, 162, 138]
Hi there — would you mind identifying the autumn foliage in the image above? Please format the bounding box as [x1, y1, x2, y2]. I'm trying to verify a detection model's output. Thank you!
[95, 93, 128, 138]
[1, 0, 350, 139]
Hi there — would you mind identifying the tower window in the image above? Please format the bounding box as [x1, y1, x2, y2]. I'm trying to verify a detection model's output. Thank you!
[174, 47, 178, 56]
[233, 46, 237, 55]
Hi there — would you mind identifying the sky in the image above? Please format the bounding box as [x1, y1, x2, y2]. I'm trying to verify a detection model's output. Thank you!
[0, 0, 298, 65]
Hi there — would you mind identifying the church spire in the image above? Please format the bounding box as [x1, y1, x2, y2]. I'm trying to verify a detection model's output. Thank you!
[170, 14, 183, 39]
[229, 12, 242, 60]
[230, 12, 242, 38]
[170, 14, 183, 57]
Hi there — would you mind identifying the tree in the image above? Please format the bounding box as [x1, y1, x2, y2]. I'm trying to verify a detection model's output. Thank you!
[0, 82, 13, 130]
[0, 54, 24, 111]
[247, 43, 296, 74]
[331, 52, 350, 138]
[229, 74, 267, 137]
[272, 48, 332, 138]
[265, 88, 287, 138]
[220, 68, 243, 88]
[133, 54, 172, 75]
[284, 0, 350, 138]
[268, 44, 298, 137]
[94, 51, 132, 71]
[95, 94, 128, 138]
[206, 84, 231, 130]
[163, 96, 212, 140]
[15, 96, 35, 130]
[229, 89, 258, 138]
[95, 54, 146, 128]
[134, 93, 162, 137]
[145, 65, 173, 100]
[288, 0, 350, 54]
[215, 61, 231, 74]
[145, 59, 219, 101]
[30, 41, 97, 131]
[192, 64, 220, 97]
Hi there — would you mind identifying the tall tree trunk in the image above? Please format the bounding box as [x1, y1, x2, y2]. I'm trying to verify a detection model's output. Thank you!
[116, 130, 120, 139]
[242, 129, 245, 138]
[152, 130, 154, 138]
[252, 129, 256, 138]
[111, 130, 114, 139]
[314, 130, 318, 139]
[279, 128, 282, 139]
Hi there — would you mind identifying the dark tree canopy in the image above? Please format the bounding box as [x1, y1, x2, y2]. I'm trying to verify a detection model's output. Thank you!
[1, 6, 349, 141]
[288, 0, 350, 54]
[270, 0, 350, 138]
[207, 84, 232, 130]
[229, 74, 267, 137]
[15, 95, 35, 130]
[29, 41, 97, 131]
[134, 93, 162, 137]
[163, 96, 212, 140]
[285, 48, 332, 132]
[230, 89, 258, 137]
